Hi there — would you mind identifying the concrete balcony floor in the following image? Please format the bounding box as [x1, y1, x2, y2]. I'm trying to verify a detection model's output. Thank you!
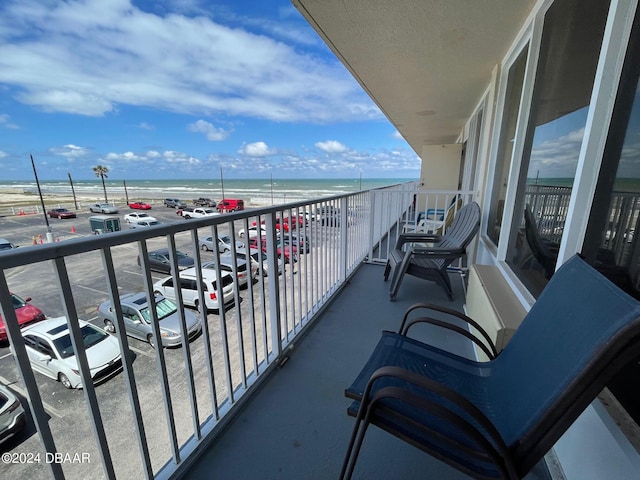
[184, 262, 551, 480]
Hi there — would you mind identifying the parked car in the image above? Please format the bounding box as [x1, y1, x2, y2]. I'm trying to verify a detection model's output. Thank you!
[236, 247, 282, 277]
[164, 198, 187, 209]
[199, 234, 243, 253]
[153, 268, 235, 311]
[89, 203, 119, 214]
[47, 208, 76, 219]
[238, 225, 267, 238]
[128, 201, 152, 210]
[0, 384, 25, 445]
[216, 199, 244, 213]
[97, 292, 201, 348]
[249, 237, 298, 263]
[138, 248, 195, 274]
[202, 253, 258, 288]
[193, 197, 216, 207]
[124, 212, 157, 224]
[19, 317, 123, 389]
[278, 233, 310, 254]
[0, 238, 18, 251]
[129, 220, 162, 228]
[179, 207, 219, 219]
[0, 293, 46, 343]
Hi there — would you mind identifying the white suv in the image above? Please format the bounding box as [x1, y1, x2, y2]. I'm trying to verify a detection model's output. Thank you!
[153, 268, 235, 311]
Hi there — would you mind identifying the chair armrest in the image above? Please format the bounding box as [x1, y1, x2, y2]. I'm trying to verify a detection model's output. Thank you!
[360, 366, 516, 478]
[395, 233, 442, 249]
[399, 303, 498, 360]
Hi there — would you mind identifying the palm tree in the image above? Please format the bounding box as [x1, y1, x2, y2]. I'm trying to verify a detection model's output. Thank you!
[92, 165, 109, 202]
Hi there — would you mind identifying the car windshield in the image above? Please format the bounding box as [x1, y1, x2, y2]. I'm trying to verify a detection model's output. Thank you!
[175, 251, 189, 260]
[52, 324, 109, 359]
[137, 213, 149, 218]
[0, 243, 14, 251]
[219, 235, 230, 243]
[11, 294, 26, 308]
[138, 298, 178, 323]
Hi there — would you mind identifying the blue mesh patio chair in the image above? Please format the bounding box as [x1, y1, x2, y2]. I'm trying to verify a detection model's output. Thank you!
[342, 255, 640, 479]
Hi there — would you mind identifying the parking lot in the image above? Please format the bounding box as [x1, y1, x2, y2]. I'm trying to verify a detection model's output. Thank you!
[0, 203, 313, 479]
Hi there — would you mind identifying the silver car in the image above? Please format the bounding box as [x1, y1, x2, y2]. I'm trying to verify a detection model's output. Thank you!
[20, 317, 123, 389]
[97, 293, 201, 348]
[89, 203, 119, 214]
[0, 384, 25, 445]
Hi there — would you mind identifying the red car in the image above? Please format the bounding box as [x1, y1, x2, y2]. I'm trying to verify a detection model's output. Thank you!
[0, 294, 46, 342]
[47, 208, 77, 219]
[249, 237, 297, 263]
[129, 201, 152, 210]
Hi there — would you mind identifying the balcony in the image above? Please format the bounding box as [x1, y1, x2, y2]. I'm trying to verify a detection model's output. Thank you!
[0, 184, 550, 479]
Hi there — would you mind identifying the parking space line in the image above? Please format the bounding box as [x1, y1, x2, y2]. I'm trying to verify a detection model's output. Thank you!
[0, 375, 65, 419]
[128, 345, 155, 359]
[75, 284, 108, 295]
[0, 351, 12, 361]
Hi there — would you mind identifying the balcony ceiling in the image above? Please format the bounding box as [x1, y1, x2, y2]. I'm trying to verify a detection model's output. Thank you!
[292, 0, 537, 154]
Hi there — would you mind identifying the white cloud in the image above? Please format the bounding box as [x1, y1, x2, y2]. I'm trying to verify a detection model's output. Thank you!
[187, 119, 232, 141]
[0, 150, 7, 158]
[0, 113, 19, 129]
[392, 130, 404, 140]
[138, 122, 154, 130]
[315, 140, 348, 153]
[238, 141, 276, 157]
[49, 144, 91, 158]
[0, 0, 380, 123]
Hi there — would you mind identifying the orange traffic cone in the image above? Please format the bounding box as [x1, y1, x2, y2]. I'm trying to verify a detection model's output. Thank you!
[71, 226, 76, 234]
[32, 236, 37, 245]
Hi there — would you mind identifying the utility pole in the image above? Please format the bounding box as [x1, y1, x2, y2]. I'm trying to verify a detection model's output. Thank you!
[68, 172, 79, 210]
[31, 155, 53, 242]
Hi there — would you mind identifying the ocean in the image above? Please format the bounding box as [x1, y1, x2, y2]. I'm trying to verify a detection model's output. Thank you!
[0, 178, 416, 206]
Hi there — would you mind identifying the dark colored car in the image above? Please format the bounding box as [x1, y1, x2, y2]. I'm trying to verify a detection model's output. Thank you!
[138, 248, 195, 274]
[48, 208, 77, 219]
[0, 294, 46, 342]
[164, 198, 187, 209]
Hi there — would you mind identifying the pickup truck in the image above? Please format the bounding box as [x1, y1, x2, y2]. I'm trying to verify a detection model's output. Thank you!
[178, 207, 220, 219]
[193, 197, 216, 207]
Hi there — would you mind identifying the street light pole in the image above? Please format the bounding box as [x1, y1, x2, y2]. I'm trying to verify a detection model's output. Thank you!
[31, 155, 53, 242]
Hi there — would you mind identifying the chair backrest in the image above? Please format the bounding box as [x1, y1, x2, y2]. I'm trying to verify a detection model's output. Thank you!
[524, 204, 557, 277]
[432, 196, 463, 234]
[436, 202, 480, 249]
[488, 255, 640, 475]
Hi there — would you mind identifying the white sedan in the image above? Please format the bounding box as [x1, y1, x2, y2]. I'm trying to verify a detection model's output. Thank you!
[19, 317, 123, 389]
[124, 212, 158, 224]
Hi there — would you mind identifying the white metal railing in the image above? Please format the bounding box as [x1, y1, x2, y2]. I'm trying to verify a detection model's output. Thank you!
[367, 188, 477, 264]
[0, 184, 411, 479]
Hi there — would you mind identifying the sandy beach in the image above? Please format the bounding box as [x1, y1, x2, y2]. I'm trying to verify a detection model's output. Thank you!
[0, 187, 149, 218]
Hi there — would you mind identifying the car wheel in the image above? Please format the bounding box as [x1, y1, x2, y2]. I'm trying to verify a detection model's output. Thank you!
[201, 244, 209, 251]
[147, 334, 156, 349]
[59, 373, 73, 389]
[184, 215, 191, 219]
[104, 320, 115, 334]
[125, 219, 130, 223]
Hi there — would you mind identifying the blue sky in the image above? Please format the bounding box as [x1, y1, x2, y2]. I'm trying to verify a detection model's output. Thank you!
[0, 0, 419, 181]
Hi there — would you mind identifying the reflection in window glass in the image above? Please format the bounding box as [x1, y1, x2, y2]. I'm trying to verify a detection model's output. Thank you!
[505, 0, 610, 296]
[487, 48, 528, 246]
[584, 8, 640, 425]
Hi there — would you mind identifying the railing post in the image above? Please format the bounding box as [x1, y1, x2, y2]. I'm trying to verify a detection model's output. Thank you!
[368, 189, 377, 261]
[265, 212, 283, 357]
[340, 196, 349, 282]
